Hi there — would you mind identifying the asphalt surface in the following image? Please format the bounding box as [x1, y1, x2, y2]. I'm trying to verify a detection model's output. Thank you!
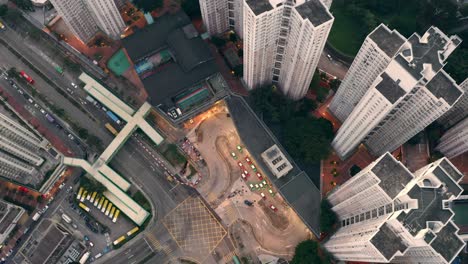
[0, 25, 115, 146]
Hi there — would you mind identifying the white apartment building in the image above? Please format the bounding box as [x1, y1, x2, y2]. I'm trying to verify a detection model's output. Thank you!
[243, 0, 334, 100]
[84, 0, 126, 40]
[199, 0, 243, 36]
[437, 78, 468, 128]
[0, 112, 44, 180]
[51, 0, 125, 42]
[436, 117, 468, 159]
[332, 27, 463, 160]
[329, 24, 406, 122]
[324, 153, 465, 263]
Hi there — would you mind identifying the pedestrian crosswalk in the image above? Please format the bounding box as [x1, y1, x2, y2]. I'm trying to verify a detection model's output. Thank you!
[144, 233, 175, 258]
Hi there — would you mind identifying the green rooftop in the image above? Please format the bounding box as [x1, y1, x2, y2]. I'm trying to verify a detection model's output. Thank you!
[452, 202, 468, 226]
[107, 49, 131, 76]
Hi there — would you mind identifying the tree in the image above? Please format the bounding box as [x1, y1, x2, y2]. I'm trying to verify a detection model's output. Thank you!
[283, 117, 333, 163]
[329, 78, 341, 92]
[316, 86, 329, 103]
[349, 164, 362, 176]
[211, 36, 226, 48]
[233, 64, 243, 77]
[291, 240, 322, 264]
[229, 32, 238, 42]
[0, 4, 8, 17]
[36, 195, 44, 203]
[296, 98, 317, 116]
[64, 57, 81, 73]
[78, 128, 89, 139]
[11, 0, 34, 11]
[133, 0, 163, 12]
[181, 0, 201, 19]
[320, 199, 337, 234]
[237, 48, 243, 57]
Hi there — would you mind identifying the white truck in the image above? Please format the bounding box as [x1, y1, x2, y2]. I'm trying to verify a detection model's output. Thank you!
[62, 213, 72, 224]
[32, 212, 41, 221]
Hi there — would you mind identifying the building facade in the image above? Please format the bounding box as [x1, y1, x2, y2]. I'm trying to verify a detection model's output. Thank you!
[332, 27, 463, 159]
[243, 0, 334, 100]
[324, 153, 465, 263]
[84, 0, 126, 40]
[329, 24, 406, 122]
[199, 0, 243, 36]
[437, 78, 468, 128]
[0, 112, 44, 180]
[50, 0, 125, 42]
[436, 117, 468, 159]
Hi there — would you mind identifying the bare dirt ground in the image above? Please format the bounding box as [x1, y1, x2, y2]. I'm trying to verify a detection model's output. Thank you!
[257, 199, 289, 230]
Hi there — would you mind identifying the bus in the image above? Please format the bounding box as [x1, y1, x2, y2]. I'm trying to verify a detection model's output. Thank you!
[20, 71, 34, 84]
[126, 227, 139, 237]
[79, 252, 90, 264]
[109, 207, 116, 218]
[90, 192, 97, 203]
[79, 202, 90, 212]
[105, 203, 113, 216]
[93, 195, 100, 206]
[81, 191, 87, 202]
[105, 123, 118, 136]
[106, 111, 121, 125]
[113, 210, 120, 223]
[113, 236, 126, 246]
[101, 200, 108, 213]
[98, 197, 105, 209]
[77, 187, 84, 200]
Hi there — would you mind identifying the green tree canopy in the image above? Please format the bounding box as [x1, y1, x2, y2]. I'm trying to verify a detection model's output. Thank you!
[320, 199, 338, 234]
[0, 4, 8, 17]
[181, 0, 201, 19]
[133, 0, 163, 12]
[284, 117, 334, 163]
[291, 240, 322, 264]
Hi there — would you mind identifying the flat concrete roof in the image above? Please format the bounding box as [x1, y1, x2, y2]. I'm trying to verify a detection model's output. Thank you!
[246, 0, 273, 15]
[295, 0, 333, 27]
[369, 24, 406, 57]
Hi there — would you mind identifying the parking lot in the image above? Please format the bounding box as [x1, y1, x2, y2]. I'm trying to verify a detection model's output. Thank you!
[50, 180, 137, 260]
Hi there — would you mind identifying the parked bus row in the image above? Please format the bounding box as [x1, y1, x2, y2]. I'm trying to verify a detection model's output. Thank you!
[77, 187, 120, 223]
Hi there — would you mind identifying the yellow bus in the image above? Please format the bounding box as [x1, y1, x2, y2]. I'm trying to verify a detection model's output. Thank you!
[113, 236, 126, 246]
[102, 200, 108, 212]
[109, 207, 116, 218]
[93, 195, 100, 206]
[77, 187, 84, 200]
[79, 202, 90, 212]
[126, 227, 139, 237]
[98, 197, 105, 209]
[105, 123, 118, 136]
[105, 203, 113, 216]
[90, 192, 97, 203]
[81, 191, 87, 202]
[113, 210, 120, 223]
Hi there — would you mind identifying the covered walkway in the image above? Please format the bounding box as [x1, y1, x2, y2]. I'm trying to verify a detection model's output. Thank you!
[63, 157, 148, 225]
[62, 73, 168, 226]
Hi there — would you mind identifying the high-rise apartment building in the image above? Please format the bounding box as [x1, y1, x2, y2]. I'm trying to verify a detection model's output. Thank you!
[0, 112, 44, 180]
[324, 153, 465, 263]
[437, 78, 468, 128]
[199, 0, 243, 36]
[51, 0, 125, 42]
[436, 117, 468, 159]
[332, 27, 463, 160]
[243, 0, 334, 99]
[329, 24, 406, 122]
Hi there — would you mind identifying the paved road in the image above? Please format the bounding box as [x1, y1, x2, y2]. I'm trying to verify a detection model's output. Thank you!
[0, 26, 119, 145]
[317, 47, 349, 80]
[0, 71, 85, 158]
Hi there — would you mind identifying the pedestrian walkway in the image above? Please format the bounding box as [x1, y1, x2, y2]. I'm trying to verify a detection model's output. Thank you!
[63, 76, 167, 226]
